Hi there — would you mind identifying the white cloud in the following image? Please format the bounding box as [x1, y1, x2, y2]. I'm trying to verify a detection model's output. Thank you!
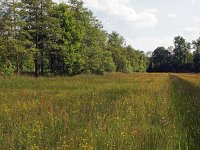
[189, 0, 196, 4]
[182, 26, 200, 33]
[167, 13, 177, 19]
[131, 37, 173, 51]
[83, 0, 158, 29]
[180, 26, 200, 42]
[53, 0, 66, 3]
[146, 9, 158, 13]
[52, 0, 200, 52]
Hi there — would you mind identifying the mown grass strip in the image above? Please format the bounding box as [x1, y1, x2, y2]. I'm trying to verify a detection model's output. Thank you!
[170, 75, 200, 150]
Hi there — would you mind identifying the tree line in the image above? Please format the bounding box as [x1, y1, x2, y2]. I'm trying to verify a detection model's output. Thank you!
[148, 36, 200, 73]
[0, 0, 147, 76]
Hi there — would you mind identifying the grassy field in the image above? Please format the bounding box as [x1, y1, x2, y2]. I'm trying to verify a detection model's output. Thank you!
[0, 73, 200, 150]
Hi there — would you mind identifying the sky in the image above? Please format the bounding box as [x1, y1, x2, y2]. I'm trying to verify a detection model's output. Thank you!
[55, 0, 200, 52]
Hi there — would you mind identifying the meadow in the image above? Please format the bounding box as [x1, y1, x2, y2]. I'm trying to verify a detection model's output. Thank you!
[0, 73, 200, 150]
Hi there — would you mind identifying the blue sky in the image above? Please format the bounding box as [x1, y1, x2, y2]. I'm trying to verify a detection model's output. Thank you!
[55, 0, 200, 52]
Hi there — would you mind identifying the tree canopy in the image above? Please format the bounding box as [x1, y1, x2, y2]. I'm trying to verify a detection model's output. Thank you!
[1, 0, 200, 76]
[148, 36, 199, 73]
[0, 0, 147, 76]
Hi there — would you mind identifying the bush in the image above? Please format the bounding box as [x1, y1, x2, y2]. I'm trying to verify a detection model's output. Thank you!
[0, 61, 14, 77]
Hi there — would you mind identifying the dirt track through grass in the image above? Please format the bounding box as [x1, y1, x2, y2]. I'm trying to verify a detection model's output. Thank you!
[0, 73, 200, 149]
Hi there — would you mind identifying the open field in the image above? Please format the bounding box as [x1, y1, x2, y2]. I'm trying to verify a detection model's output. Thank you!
[0, 73, 200, 149]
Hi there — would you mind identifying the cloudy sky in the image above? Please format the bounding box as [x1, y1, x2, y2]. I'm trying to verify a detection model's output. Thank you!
[55, 0, 200, 52]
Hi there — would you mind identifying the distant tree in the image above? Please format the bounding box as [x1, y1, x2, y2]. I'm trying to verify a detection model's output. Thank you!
[146, 51, 153, 72]
[146, 51, 153, 58]
[107, 33, 147, 73]
[125, 45, 147, 72]
[108, 31, 125, 48]
[136, 51, 147, 72]
[56, 1, 115, 75]
[151, 47, 173, 72]
[107, 32, 128, 72]
[167, 46, 174, 54]
[101, 51, 116, 72]
[81, 7, 113, 74]
[173, 36, 192, 72]
[193, 37, 200, 72]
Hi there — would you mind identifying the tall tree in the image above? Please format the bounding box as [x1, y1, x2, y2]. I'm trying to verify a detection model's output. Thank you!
[193, 37, 200, 72]
[57, 1, 86, 75]
[81, 7, 115, 74]
[108, 31, 125, 48]
[0, 0, 149, 76]
[0, 0, 33, 75]
[107, 32, 130, 72]
[125, 45, 147, 72]
[173, 36, 192, 72]
[151, 47, 173, 72]
[22, 0, 61, 76]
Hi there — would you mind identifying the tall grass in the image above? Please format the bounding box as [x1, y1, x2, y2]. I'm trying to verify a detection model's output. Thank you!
[170, 74, 200, 150]
[0, 73, 200, 149]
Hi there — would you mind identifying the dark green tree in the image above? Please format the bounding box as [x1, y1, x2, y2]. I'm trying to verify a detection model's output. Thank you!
[22, 0, 61, 76]
[125, 45, 147, 72]
[0, 0, 33, 75]
[151, 47, 173, 72]
[173, 36, 192, 72]
[193, 37, 200, 72]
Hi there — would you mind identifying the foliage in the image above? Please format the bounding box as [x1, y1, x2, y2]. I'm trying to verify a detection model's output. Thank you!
[0, 0, 147, 76]
[148, 36, 197, 73]
[173, 36, 192, 72]
[0, 60, 14, 77]
[192, 37, 200, 72]
[150, 47, 173, 72]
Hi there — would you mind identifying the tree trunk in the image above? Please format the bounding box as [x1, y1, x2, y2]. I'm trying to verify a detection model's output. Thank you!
[62, 59, 65, 74]
[40, 0, 44, 76]
[41, 50, 44, 76]
[16, 45, 20, 75]
[16, 61, 20, 75]
[50, 56, 53, 73]
[35, 57, 38, 77]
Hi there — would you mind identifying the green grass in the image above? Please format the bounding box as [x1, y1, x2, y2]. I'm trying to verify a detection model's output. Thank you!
[0, 73, 200, 149]
[170, 75, 200, 150]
